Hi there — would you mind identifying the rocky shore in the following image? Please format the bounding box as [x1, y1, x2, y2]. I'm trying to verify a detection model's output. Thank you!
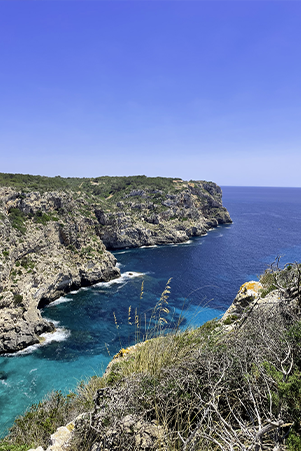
[24, 267, 301, 451]
[0, 175, 231, 353]
[0, 188, 120, 353]
[95, 179, 232, 249]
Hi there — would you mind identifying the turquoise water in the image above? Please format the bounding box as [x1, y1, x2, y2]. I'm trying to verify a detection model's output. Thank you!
[1, 186, 301, 436]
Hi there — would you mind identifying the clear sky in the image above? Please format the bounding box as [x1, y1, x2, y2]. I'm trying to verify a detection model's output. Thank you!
[0, 1, 300, 187]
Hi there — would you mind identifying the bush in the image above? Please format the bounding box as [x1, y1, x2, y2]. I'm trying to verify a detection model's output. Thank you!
[6, 391, 78, 449]
[0, 444, 29, 451]
[223, 314, 239, 325]
[13, 294, 23, 306]
[8, 208, 26, 234]
[3, 270, 301, 451]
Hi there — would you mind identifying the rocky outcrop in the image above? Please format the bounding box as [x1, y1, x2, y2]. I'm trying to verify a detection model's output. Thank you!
[95, 180, 231, 249]
[0, 177, 231, 353]
[222, 281, 263, 320]
[14, 265, 301, 451]
[221, 280, 291, 331]
[28, 419, 76, 451]
[0, 187, 120, 353]
[90, 415, 166, 451]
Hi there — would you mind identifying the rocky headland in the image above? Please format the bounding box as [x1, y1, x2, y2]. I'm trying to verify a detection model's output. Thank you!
[93, 178, 231, 249]
[17, 263, 301, 451]
[0, 174, 231, 353]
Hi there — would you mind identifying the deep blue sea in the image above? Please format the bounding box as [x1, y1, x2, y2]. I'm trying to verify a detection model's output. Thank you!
[1, 186, 301, 436]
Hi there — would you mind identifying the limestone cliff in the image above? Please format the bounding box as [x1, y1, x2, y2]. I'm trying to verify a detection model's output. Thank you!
[94, 179, 231, 249]
[0, 187, 120, 353]
[0, 174, 231, 353]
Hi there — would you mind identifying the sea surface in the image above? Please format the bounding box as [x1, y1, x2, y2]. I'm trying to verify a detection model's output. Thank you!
[1, 186, 301, 436]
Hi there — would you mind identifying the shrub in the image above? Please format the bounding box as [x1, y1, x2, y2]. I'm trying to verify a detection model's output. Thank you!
[6, 391, 78, 449]
[13, 294, 23, 306]
[223, 314, 239, 325]
[8, 208, 26, 234]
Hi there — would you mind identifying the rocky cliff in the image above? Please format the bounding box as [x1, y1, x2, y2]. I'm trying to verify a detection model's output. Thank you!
[0, 174, 231, 353]
[0, 187, 120, 353]
[22, 267, 301, 451]
[94, 179, 231, 249]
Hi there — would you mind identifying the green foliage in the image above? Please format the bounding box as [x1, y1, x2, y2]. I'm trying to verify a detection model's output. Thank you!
[0, 443, 30, 451]
[197, 318, 220, 337]
[87, 175, 176, 199]
[7, 391, 77, 449]
[20, 258, 35, 270]
[79, 208, 92, 218]
[259, 270, 277, 297]
[223, 314, 239, 325]
[13, 294, 23, 306]
[0, 173, 178, 198]
[2, 250, 9, 257]
[287, 429, 301, 451]
[80, 245, 94, 256]
[32, 211, 58, 225]
[0, 173, 84, 193]
[8, 208, 26, 234]
[278, 371, 301, 420]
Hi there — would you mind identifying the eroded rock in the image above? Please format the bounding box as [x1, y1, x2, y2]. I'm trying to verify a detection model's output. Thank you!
[0, 188, 120, 353]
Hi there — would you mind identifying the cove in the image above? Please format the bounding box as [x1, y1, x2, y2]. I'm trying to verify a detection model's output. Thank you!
[1, 186, 301, 436]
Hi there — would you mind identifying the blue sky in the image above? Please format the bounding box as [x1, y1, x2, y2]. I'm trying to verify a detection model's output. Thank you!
[0, 1, 300, 186]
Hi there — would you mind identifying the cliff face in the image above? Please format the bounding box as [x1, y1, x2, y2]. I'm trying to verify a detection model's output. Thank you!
[95, 180, 232, 249]
[0, 175, 231, 353]
[24, 277, 301, 451]
[0, 188, 120, 353]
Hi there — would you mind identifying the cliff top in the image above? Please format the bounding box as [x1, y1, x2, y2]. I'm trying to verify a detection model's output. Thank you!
[3, 263, 301, 451]
[0, 172, 219, 198]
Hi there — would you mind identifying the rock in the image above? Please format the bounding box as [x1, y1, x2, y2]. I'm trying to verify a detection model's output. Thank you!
[0, 187, 120, 354]
[48, 424, 74, 450]
[96, 181, 232, 249]
[222, 281, 263, 323]
[89, 414, 166, 451]
[0, 177, 231, 353]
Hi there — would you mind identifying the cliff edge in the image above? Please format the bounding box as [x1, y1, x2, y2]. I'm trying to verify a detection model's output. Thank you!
[18, 263, 301, 451]
[0, 174, 231, 353]
[0, 187, 120, 353]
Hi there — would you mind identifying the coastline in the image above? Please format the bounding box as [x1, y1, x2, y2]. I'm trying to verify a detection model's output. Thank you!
[0, 177, 231, 354]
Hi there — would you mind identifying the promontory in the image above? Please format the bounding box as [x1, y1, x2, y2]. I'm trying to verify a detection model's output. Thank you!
[0, 173, 231, 353]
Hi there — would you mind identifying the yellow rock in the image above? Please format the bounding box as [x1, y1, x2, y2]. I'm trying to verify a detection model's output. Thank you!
[239, 281, 262, 294]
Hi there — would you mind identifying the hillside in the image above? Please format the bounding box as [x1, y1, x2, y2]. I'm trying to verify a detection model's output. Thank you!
[0, 173, 231, 354]
[1, 262, 301, 451]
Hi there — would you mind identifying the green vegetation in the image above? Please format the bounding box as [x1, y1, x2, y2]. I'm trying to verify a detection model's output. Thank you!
[0, 173, 83, 193]
[13, 294, 23, 306]
[31, 211, 59, 225]
[0, 444, 29, 451]
[222, 313, 239, 325]
[260, 259, 301, 304]
[8, 208, 26, 234]
[20, 257, 35, 270]
[4, 391, 78, 450]
[1, 267, 301, 451]
[0, 172, 179, 197]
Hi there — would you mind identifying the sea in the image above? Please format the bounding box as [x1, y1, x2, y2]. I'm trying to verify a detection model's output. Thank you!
[1, 186, 301, 436]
